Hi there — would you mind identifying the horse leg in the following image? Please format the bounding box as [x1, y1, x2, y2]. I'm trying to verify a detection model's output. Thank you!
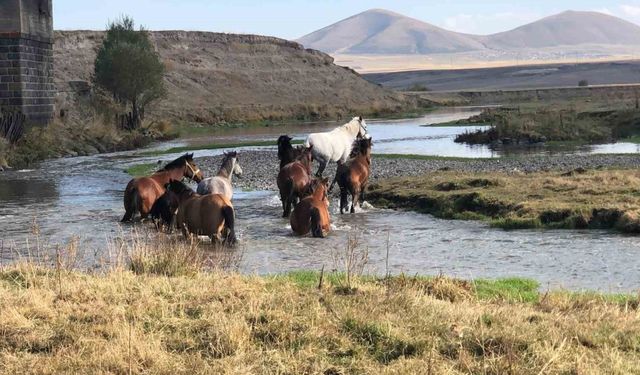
[329, 168, 339, 193]
[121, 187, 138, 222]
[340, 188, 348, 215]
[351, 187, 359, 214]
[316, 158, 327, 177]
[310, 207, 325, 238]
[222, 206, 237, 246]
[360, 183, 367, 208]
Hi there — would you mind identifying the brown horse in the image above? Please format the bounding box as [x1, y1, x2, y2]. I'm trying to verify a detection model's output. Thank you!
[277, 146, 313, 217]
[331, 137, 372, 214]
[277, 135, 303, 169]
[290, 178, 331, 238]
[121, 153, 203, 222]
[166, 180, 237, 245]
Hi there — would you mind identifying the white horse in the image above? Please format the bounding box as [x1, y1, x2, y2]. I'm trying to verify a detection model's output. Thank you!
[304, 116, 368, 176]
[196, 151, 243, 200]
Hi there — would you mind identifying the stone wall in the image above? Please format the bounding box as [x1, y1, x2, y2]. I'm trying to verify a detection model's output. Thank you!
[0, 0, 54, 125]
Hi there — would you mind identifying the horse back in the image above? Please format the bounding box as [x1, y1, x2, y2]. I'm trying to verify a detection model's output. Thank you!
[278, 162, 310, 192]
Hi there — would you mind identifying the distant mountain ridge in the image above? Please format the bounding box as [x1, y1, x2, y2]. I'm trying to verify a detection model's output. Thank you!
[297, 9, 640, 55]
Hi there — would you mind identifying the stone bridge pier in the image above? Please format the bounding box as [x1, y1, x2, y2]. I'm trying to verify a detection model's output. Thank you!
[0, 0, 54, 125]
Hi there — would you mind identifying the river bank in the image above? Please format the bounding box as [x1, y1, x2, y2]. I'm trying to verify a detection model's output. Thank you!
[1, 257, 638, 374]
[191, 150, 640, 192]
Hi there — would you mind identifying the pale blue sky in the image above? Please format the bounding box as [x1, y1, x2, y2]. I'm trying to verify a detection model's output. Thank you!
[53, 0, 640, 39]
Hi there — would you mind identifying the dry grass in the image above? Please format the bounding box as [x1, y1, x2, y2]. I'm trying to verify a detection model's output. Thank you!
[0, 262, 639, 374]
[368, 168, 640, 232]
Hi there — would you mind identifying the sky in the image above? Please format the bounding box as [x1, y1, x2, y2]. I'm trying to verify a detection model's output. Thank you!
[53, 0, 640, 39]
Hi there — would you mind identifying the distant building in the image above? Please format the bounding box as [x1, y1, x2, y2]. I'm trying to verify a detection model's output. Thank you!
[0, 0, 54, 125]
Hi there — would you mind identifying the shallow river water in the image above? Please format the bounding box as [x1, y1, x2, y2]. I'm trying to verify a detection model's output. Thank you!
[1, 107, 640, 292]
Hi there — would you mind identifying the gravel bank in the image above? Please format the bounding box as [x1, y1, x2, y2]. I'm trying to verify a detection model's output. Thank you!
[198, 150, 640, 192]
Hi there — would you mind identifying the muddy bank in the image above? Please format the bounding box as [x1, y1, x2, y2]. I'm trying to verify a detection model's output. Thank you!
[196, 150, 640, 192]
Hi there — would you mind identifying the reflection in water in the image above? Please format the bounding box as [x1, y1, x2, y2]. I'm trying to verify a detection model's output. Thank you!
[1, 108, 640, 292]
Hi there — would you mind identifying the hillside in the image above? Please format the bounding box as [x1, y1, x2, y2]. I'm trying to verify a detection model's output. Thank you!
[54, 30, 415, 125]
[484, 10, 640, 49]
[297, 9, 484, 55]
[298, 9, 640, 58]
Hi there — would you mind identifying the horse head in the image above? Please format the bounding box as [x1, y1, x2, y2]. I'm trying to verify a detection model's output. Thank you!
[309, 177, 330, 206]
[277, 135, 293, 159]
[184, 153, 204, 183]
[296, 146, 314, 173]
[165, 179, 196, 202]
[356, 116, 368, 138]
[222, 151, 243, 178]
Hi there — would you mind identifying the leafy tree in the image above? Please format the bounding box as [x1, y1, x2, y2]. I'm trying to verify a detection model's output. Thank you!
[94, 16, 165, 128]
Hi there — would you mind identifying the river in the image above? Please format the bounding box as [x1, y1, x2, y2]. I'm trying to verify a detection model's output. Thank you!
[1, 107, 639, 292]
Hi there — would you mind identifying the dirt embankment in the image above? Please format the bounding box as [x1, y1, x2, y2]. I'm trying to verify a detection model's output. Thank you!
[54, 31, 420, 125]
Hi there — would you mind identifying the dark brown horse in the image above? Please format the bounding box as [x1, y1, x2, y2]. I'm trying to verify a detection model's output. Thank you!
[331, 137, 372, 214]
[277, 146, 313, 217]
[277, 135, 303, 169]
[121, 153, 203, 222]
[166, 180, 237, 245]
[149, 186, 180, 231]
[290, 177, 331, 238]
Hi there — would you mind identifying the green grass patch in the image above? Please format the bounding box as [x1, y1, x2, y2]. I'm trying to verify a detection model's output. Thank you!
[125, 162, 157, 177]
[374, 153, 494, 162]
[474, 278, 540, 303]
[620, 135, 640, 144]
[139, 139, 304, 156]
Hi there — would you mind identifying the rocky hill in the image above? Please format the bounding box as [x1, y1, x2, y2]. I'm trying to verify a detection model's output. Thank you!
[54, 30, 415, 125]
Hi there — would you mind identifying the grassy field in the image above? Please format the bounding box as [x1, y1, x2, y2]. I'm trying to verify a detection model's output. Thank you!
[454, 108, 640, 145]
[2, 261, 640, 374]
[368, 168, 640, 232]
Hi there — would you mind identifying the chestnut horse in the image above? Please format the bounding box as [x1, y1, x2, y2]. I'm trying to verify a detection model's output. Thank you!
[277, 146, 313, 217]
[331, 137, 372, 214]
[277, 135, 303, 169]
[290, 178, 331, 238]
[121, 153, 203, 222]
[166, 180, 237, 245]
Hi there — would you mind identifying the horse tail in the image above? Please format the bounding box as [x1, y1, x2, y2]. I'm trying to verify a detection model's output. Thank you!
[121, 185, 139, 222]
[310, 207, 325, 238]
[221, 205, 237, 245]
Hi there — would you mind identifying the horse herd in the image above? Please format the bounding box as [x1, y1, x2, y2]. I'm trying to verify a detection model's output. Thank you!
[120, 116, 371, 244]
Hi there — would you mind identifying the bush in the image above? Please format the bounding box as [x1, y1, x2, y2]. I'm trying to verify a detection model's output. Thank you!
[578, 80, 589, 87]
[94, 16, 166, 129]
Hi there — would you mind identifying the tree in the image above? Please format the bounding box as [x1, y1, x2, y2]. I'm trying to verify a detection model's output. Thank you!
[94, 16, 165, 128]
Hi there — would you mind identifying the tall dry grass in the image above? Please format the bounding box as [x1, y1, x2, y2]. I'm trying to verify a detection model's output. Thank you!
[0, 232, 639, 373]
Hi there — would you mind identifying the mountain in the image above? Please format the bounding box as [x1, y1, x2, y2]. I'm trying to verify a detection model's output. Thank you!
[298, 9, 640, 55]
[484, 10, 640, 49]
[297, 9, 485, 55]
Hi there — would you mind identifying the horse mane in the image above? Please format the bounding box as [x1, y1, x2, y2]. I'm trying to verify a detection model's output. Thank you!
[159, 153, 193, 172]
[166, 180, 195, 197]
[348, 137, 371, 158]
